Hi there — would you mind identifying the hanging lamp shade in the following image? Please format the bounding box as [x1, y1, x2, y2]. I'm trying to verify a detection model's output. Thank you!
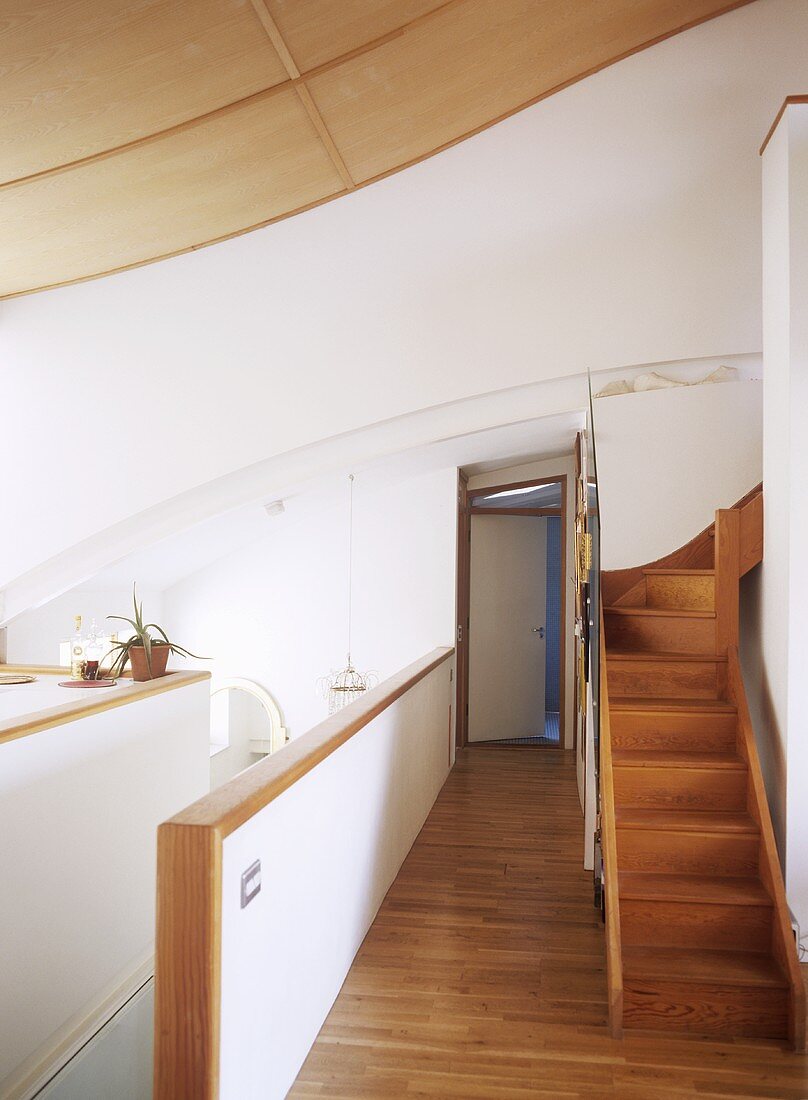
[319, 661, 377, 715]
[317, 474, 377, 714]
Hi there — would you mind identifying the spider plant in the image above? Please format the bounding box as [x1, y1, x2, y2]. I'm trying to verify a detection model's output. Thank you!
[103, 584, 207, 679]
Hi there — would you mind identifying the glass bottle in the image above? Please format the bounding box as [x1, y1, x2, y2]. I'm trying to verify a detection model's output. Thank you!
[70, 615, 85, 679]
[85, 618, 103, 681]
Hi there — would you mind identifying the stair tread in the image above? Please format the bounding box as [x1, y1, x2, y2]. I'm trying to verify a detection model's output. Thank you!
[607, 650, 727, 663]
[620, 872, 772, 906]
[623, 946, 787, 989]
[643, 568, 715, 576]
[609, 697, 736, 713]
[605, 606, 715, 619]
[616, 808, 759, 834]
[613, 750, 745, 770]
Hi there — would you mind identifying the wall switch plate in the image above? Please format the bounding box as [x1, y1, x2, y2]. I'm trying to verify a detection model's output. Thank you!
[240, 859, 261, 908]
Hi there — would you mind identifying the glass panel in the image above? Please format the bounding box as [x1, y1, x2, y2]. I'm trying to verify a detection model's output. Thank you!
[587, 370, 603, 912]
[470, 480, 562, 510]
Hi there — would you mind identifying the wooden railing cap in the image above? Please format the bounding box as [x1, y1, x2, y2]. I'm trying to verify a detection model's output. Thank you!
[164, 646, 454, 839]
[0, 668, 211, 746]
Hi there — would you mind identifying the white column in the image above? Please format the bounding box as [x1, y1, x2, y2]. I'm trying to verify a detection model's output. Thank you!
[761, 99, 808, 932]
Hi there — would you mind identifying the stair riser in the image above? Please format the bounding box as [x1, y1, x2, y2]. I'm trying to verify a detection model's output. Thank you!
[621, 899, 773, 952]
[616, 829, 759, 876]
[608, 659, 724, 700]
[646, 574, 715, 612]
[623, 981, 788, 1040]
[605, 612, 715, 655]
[610, 711, 736, 753]
[613, 767, 747, 812]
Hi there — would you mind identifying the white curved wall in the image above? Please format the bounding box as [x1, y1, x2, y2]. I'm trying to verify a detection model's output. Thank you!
[595, 381, 762, 570]
[3, 1, 807, 590]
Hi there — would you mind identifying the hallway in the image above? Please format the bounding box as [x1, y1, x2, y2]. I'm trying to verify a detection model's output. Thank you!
[290, 747, 808, 1098]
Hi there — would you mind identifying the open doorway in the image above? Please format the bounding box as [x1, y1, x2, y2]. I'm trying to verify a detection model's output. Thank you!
[456, 474, 568, 749]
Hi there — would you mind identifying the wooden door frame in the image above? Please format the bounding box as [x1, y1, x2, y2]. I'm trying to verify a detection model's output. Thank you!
[456, 474, 568, 750]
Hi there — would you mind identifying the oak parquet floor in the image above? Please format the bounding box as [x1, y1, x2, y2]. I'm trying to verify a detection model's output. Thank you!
[290, 747, 808, 1099]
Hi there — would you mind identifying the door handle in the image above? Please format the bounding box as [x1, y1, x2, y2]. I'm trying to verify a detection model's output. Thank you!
[532, 627, 545, 638]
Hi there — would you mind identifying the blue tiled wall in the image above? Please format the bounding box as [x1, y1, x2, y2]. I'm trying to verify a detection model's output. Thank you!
[544, 516, 561, 711]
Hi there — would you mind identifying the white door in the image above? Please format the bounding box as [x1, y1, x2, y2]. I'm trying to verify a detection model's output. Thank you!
[468, 514, 547, 743]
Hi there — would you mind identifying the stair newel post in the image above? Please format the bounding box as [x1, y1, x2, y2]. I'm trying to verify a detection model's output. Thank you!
[714, 508, 740, 656]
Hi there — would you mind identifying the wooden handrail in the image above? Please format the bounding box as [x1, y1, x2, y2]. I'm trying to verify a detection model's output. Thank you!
[598, 612, 623, 1038]
[726, 648, 806, 1051]
[154, 646, 454, 1100]
[163, 646, 453, 838]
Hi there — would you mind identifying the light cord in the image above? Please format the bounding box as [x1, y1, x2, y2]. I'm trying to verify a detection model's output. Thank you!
[347, 474, 354, 667]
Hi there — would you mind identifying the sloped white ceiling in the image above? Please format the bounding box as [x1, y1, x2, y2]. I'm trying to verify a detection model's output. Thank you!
[2, 1, 807, 615]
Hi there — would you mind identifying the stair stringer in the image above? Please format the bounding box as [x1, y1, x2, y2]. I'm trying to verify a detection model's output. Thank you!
[599, 487, 805, 1049]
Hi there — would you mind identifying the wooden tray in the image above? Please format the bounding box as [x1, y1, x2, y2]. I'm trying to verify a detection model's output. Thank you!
[0, 674, 36, 685]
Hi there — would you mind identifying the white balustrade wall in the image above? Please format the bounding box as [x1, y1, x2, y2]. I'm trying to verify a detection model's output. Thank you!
[217, 658, 454, 1100]
[0, 677, 210, 1097]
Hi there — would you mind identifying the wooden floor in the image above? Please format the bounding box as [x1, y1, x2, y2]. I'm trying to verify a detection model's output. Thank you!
[290, 746, 808, 1098]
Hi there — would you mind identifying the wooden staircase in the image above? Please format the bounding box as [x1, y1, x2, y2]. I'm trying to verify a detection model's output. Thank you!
[599, 488, 805, 1047]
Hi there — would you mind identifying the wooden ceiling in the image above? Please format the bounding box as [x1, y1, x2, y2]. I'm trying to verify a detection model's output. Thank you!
[0, 0, 751, 298]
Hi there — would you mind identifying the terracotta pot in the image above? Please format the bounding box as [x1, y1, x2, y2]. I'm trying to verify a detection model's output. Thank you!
[129, 643, 170, 682]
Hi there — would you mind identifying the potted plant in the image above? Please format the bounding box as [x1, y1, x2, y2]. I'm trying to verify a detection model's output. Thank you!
[104, 585, 207, 682]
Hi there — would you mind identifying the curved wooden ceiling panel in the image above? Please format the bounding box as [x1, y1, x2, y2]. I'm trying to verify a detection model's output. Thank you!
[0, 0, 751, 297]
[0, 0, 288, 181]
[1, 91, 343, 296]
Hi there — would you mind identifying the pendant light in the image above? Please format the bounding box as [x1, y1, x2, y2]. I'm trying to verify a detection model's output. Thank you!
[318, 474, 377, 714]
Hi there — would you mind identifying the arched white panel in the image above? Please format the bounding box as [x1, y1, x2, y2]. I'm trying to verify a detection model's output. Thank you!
[211, 677, 288, 755]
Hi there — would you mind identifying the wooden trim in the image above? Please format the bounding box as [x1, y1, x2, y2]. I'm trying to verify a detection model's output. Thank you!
[714, 507, 740, 655]
[0, 662, 70, 675]
[468, 473, 568, 753]
[166, 647, 453, 836]
[739, 490, 764, 575]
[154, 823, 222, 1100]
[469, 506, 561, 517]
[456, 473, 469, 749]
[0, 669, 211, 746]
[727, 648, 806, 1051]
[249, 0, 302, 76]
[759, 95, 808, 156]
[599, 610, 624, 1038]
[643, 568, 715, 575]
[294, 85, 356, 189]
[560, 475, 568, 751]
[0, 2, 754, 300]
[459, 474, 568, 750]
[248, 0, 356, 191]
[468, 475, 563, 498]
[604, 605, 714, 619]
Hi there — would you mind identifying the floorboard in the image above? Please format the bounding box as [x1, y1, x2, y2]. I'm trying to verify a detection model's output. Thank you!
[290, 746, 808, 1098]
